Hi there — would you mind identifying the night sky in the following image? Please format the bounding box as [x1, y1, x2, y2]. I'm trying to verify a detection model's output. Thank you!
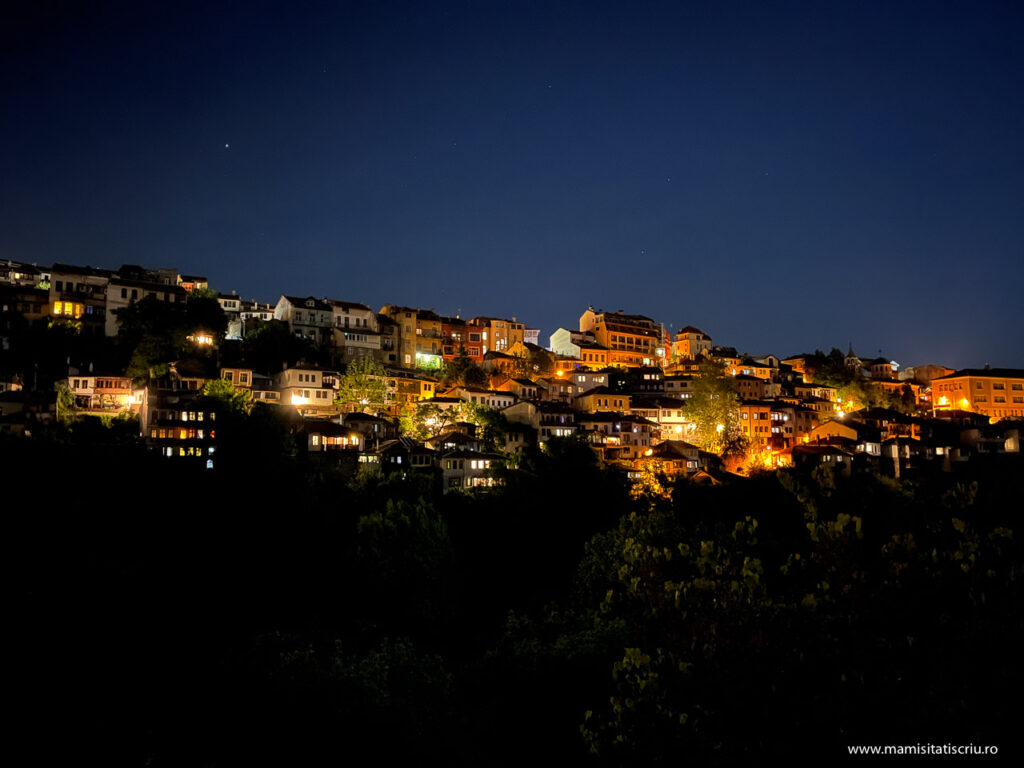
[3, 1, 1022, 368]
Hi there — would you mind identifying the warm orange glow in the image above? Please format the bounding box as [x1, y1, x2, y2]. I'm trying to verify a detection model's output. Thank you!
[53, 300, 84, 318]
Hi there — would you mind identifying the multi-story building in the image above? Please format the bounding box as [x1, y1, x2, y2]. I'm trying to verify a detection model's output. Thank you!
[142, 360, 218, 466]
[326, 299, 382, 364]
[568, 369, 611, 396]
[579, 307, 663, 368]
[219, 366, 254, 389]
[537, 375, 576, 403]
[662, 374, 695, 400]
[575, 412, 656, 461]
[440, 449, 502, 491]
[739, 401, 773, 446]
[724, 357, 776, 381]
[440, 316, 484, 363]
[470, 316, 525, 354]
[768, 402, 818, 449]
[635, 439, 703, 478]
[384, 371, 437, 415]
[379, 305, 444, 369]
[503, 400, 576, 446]
[240, 298, 275, 326]
[218, 292, 243, 339]
[274, 365, 340, 415]
[574, 387, 631, 413]
[932, 368, 1024, 421]
[671, 326, 712, 360]
[146, 398, 218, 468]
[549, 328, 609, 368]
[734, 374, 768, 400]
[66, 372, 143, 414]
[449, 385, 516, 410]
[630, 395, 694, 440]
[0, 260, 49, 287]
[49, 263, 112, 334]
[275, 296, 333, 346]
[793, 383, 838, 402]
[493, 377, 539, 401]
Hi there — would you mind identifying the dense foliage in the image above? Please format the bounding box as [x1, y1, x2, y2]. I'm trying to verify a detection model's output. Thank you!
[7, 421, 1022, 766]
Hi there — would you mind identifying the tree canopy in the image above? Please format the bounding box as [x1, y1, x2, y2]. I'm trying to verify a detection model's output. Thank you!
[201, 377, 251, 414]
[335, 356, 388, 413]
[685, 357, 743, 453]
[442, 350, 488, 388]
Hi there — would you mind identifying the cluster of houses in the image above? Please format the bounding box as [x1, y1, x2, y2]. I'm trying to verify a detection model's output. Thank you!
[2, 259, 1022, 488]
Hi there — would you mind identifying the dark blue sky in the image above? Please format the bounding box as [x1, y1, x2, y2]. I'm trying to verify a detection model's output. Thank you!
[3, 1, 1022, 368]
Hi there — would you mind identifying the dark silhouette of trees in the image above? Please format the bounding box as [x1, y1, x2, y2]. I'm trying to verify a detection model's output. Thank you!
[7, 425, 1021, 765]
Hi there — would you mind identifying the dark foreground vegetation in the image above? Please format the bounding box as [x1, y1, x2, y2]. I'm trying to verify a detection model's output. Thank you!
[8, 424, 1023, 766]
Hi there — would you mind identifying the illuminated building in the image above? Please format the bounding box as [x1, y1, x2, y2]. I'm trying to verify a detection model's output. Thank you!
[629, 395, 694, 438]
[575, 412, 656, 460]
[931, 368, 1024, 421]
[66, 373, 141, 414]
[49, 263, 111, 334]
[549, 327, 609, 368]
[440, 316, 483, 363]
[440, 448, 503, 491]
[379, 305, 443, 368]
[0, 259, 48, 288]
[470, 316, 525, 354]
[633, 439, 704, 477]
[145, 397, 218, 468]
[573, 386, 630, 413]
[303, 419, 365, 455]
[579, 307, 663, 368]
[502, 400, 576, 446]
[738, 400, 773, 446]
[671, 326, 712, 360]
[274, 365, 341, 415]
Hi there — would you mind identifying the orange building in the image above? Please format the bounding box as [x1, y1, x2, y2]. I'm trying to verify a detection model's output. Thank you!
[579, 307, 663, 368]
[574, 387, 631, 413]
[738, 401, 773, 446]
[470, 316, 525, 354]
[441, 316, 484, 363]
[671, 326, 711, 360]
[931, 368, 1024, 421]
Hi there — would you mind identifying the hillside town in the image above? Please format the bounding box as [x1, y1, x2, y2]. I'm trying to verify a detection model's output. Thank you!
[2, 258, 1021, 488]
